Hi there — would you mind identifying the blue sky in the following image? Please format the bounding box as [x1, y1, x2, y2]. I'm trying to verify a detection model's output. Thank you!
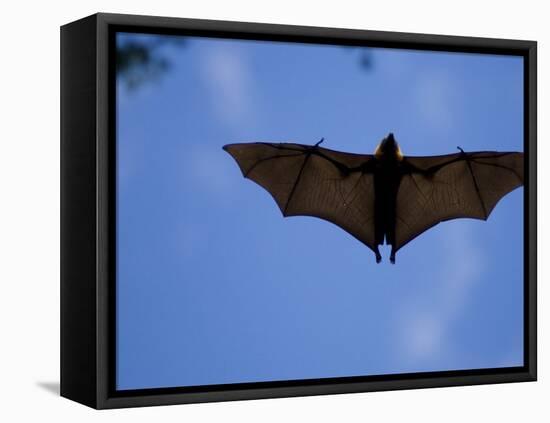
[116, 33, 524, 390]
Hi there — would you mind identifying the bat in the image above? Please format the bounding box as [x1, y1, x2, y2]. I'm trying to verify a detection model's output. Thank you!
[223, 133, 524, 263]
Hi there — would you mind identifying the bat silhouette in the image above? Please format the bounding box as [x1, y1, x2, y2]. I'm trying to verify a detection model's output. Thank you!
[223, 133, 523, 263]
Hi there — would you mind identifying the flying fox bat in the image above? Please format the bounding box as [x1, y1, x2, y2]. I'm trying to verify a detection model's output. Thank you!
[223, 133, 523, 263]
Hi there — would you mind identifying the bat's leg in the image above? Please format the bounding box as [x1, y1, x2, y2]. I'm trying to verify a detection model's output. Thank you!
[389, 247, 396, 264]
[374, 246, 382, 263]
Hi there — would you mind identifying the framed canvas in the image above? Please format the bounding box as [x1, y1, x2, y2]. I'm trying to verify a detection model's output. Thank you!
[60, 12, 537, 409]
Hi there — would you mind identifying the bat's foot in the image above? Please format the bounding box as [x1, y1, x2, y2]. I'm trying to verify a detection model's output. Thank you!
[375, 249, 382, 263]
[390, 249, 396, 264]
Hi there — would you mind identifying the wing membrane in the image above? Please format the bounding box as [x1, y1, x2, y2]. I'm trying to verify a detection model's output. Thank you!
[394, 151, 524, 251]
[224, 142, 377, 251]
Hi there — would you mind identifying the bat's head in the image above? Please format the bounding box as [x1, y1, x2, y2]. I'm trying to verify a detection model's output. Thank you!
[374, 133, 403, 161]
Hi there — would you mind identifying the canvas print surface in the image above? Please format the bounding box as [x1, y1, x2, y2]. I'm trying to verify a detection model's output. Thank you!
[115, 32, 524, 390]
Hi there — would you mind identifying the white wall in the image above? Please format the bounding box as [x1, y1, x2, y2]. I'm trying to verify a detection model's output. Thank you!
[1, 0, 546, 421]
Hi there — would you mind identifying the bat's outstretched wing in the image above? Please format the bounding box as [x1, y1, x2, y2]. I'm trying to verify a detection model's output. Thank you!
[223, 142, 378, 252]
[395, 151, 524, 252]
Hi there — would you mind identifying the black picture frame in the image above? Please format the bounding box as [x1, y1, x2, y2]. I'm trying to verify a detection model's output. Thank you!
[60, 12, 537, 409]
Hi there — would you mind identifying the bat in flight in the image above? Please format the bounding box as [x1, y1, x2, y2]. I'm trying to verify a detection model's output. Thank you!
[223, 133, 523, 263]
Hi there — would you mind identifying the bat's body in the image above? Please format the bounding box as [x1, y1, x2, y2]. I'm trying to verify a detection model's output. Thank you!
[372, 141, 402, 263]
[223, 134, 523, 263]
